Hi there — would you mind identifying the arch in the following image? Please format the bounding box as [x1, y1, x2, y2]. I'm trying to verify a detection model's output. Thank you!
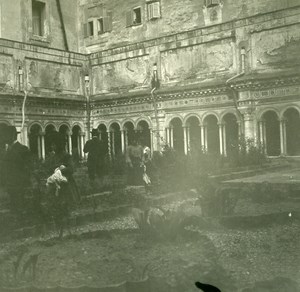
[98, 124, 109, 155]
[44, 122, 58, 132]
[107, 120, 121, 130]
[257, 107, 280, 121]
[28, 121, 43, 133]
[135, 116, 152, 129]
[170, 117, 184, 153]
[109, 122, 122, 157]
[165, 115, 184, 127]
[201, 112, 220, 124]
[186, 116, 201, 153]
[203, 114, 220, 154]
[280, 105, 300, 119]
[58, 122, 71, 131]
[136, 120, 151, 148]
[261, 110, 280, 156]
[183, 113, 201, 127]
[283, 108, 300, 156]
[97, 122, 108, 129]
[121, 119, 135, 130]
[220, 110, 240, 123]
[28, 124, 43, 158]
[223, 113, 239, 157]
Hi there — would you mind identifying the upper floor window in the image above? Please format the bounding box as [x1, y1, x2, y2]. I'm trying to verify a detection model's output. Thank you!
[32, 0, 45, 36]
[126, 7, 142, 27]
[83, 10, 112, 38]
[148, 2, 161, 20]
[97, 13, 112, 35]
[205, 0, 220, 8]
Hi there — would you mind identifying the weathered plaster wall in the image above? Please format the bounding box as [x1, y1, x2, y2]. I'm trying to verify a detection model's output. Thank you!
[0, 39, 86, 99]
[251, 23, 300, 72]
[0, 0, 79, 51]
[78, 0, 300, 52]
[92, 55, 150, 94]
[88, 5, 300, 99]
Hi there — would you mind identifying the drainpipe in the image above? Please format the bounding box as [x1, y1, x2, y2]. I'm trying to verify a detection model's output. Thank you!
[56, 0, 69, 51]
[225, 47, 246, 118]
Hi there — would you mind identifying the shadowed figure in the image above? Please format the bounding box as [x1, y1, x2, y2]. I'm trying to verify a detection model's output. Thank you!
[195, 281, 221, 292]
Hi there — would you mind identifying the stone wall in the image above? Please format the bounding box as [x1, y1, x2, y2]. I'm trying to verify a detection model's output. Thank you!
[0, 0, 79, 51]
[78, 0, 300, 52]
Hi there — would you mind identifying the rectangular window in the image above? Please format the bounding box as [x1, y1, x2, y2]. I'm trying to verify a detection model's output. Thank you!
[126, 7, 142, 27]
[97, 13, 112, 34]
[32, 0, 45, 36]
[148, 2, 161, 20]
[88, 21, 94, 36]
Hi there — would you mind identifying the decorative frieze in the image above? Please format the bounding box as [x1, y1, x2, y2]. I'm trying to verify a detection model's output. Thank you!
[252, 86, 300, 99]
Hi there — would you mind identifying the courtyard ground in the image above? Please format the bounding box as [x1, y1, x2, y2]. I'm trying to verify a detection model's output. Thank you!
[0, 165, 300, 292]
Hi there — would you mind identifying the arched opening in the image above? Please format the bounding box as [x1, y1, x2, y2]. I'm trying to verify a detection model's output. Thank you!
[59, 124, 70, 153]
[284, 108, 300, 156]
[186, 116, 201, 153]
[45, 124, 57, 155]
[72, 125, 82, 162]
[123, 121, 135, 147]
[170, 118, 184, 153]
[136, 120, 151, 148]
[29, 124, 42, 159]
[98, 124, 108, 155]
[262, 111, 280, 156]
[109, 123, 122, 157]
[204, 115, 219, 154]
[223, 113, 239, 156]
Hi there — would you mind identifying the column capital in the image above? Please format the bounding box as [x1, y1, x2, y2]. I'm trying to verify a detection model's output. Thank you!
[39, 131, 46, 136]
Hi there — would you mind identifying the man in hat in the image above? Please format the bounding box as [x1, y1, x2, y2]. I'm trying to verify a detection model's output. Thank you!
[3, 126, 32, 214]
[83, 129, 106, 188]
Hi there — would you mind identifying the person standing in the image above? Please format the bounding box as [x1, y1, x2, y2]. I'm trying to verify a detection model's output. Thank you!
[44, 131, 79, 238]
[83, 129, 106, 188]
[125, 139, 144, 186]
[3, 126, 32, 214]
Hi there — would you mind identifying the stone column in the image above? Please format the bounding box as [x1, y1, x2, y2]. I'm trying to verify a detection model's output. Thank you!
[183, 126, 188, 155]
[258, 120, 265, 150]
[187, 126, 191, 153]
[218, 123, 224, 155]
[280, 119, 287, 156]
[222, 123, 227, 156]
[80, 133, 85, 159]
[41, 132, 45, 161]
[204, 125, 208, 150]
[107, 131, 112, 160]
[170, 126, 174, 148]
[237, 121, 243, 137]
[121, 130, 125, 154]
[68, 133, 72, 155]
[200, 125, 205, 151]
[111, 131, 115, 156]
[37, 134, 42, 160]
[125, 130, 129, 149]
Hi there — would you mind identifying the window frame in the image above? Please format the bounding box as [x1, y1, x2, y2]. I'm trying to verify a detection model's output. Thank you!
[32, 0, 46, 37]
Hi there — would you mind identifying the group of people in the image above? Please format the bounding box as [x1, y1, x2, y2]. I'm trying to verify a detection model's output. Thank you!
[83, 128, 153, 190]
[0, 125, 153, 237]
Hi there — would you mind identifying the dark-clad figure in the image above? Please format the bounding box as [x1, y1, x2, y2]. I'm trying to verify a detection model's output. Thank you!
[83, 129, 106, 183]
[44, 131, 80, 238]
[126, 139, 144, 186]
[3, 126, 32, 214]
